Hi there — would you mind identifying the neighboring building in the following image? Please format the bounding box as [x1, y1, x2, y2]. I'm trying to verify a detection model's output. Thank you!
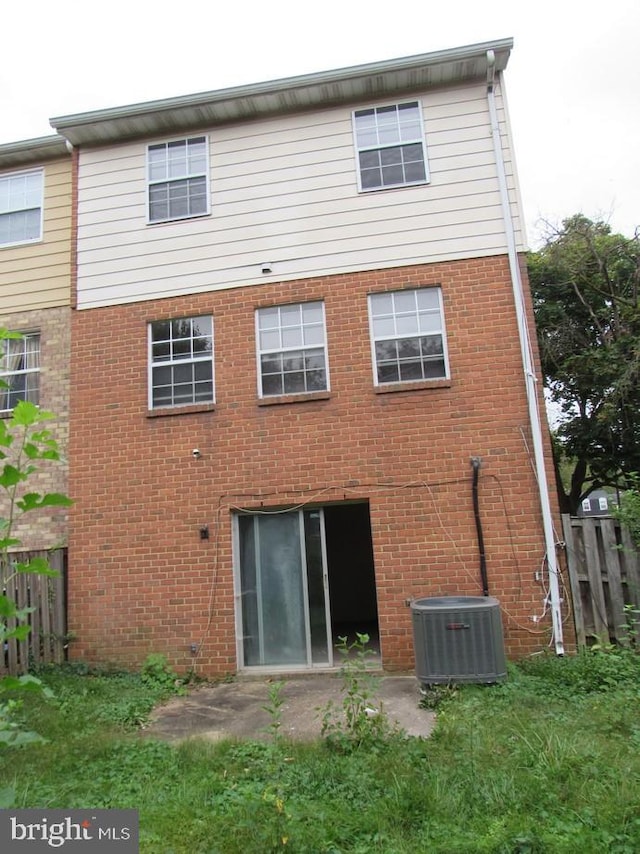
[51, 38, 565, 675]
[579, 489, 619, 517]
[0, 136, 72, 550]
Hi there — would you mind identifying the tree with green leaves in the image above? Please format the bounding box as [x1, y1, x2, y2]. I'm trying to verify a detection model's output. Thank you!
[0, 329, 72, 750]
[612, 477, 640, 549]
[528, 215, 640, 515]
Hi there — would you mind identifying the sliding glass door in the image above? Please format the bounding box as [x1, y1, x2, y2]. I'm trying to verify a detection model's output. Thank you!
[236, 509, 332, 668]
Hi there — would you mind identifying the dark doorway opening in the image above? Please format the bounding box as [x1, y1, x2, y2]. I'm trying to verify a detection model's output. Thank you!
[324, 502, 380, 662]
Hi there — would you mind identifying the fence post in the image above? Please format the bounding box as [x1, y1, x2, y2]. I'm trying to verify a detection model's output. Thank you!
[562, 514, 586, 647]
[601, 518, 627, 642]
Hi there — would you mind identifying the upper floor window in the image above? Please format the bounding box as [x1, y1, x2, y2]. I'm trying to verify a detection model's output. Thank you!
[353, 102, 428, 192]
[0, 333, 40, 412]
[0, 169, 43, 247]
[147, 136, 209, 223]
[148, 316, 214, 408]
[369, 288, 448, 385]
[256, 301, 329, 397]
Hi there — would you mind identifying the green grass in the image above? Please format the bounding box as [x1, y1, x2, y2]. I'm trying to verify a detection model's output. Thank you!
[2, 651, 640, 853]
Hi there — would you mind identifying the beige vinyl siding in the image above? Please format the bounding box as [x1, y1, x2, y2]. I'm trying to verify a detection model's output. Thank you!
[0, 158, 72, 312]
[76, 80, 524, 309]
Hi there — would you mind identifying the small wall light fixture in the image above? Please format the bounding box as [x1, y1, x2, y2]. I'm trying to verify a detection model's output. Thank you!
[192, 448, 201, 459]
[199, 525, 209, 540]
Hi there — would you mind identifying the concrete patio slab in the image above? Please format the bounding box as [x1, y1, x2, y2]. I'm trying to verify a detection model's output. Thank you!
[145, 673, 435, 743]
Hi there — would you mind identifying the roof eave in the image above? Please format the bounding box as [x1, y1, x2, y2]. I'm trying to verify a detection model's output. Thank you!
[0, 135, 70, 169]
[51, 38, 513, 146]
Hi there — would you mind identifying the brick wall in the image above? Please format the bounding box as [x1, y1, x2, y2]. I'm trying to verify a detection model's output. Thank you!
[0, 306, 70, 550]
[68, 255, 564, 674]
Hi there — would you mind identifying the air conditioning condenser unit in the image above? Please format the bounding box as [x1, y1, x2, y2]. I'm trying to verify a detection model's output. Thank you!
[411, 596, 507, 686]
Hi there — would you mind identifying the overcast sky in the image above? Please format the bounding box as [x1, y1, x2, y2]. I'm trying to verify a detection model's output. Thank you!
[2, 0, 638, 247]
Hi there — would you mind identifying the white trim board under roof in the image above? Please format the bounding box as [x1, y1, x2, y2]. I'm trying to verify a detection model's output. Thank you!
[0, 136, 70, 170]
[50, 38, 513, 147]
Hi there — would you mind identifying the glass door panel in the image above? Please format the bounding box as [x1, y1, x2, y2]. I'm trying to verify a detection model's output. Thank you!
[237, 509, 331, 668]
[238, 513, 306, 666]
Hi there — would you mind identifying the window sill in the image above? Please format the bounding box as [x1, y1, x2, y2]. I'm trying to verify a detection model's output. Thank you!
[258, 391, 331, 407]
[0, 236, 43, 250]
[374, 378, 451, 394]
[357, 179, 429, 194]
[147, 402, 216, 418]
[146, 212, 211, 226]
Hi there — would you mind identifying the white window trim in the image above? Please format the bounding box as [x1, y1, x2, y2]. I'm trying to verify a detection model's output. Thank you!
[146, 135, 210, 224]
[0, 331, 41, 413]
[255, 301, 330, 399]
[0, 168, 44, 248]
[351, 100, 429, 193]
[147, 316, 215, 409]
[368, 287, 450, 387]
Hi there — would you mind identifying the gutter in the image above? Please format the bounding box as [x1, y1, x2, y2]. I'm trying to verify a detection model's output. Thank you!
[485, 50, 565, 655]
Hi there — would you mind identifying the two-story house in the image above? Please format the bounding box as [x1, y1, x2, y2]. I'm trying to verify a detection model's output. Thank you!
[50, 38, 566, 675]
[0, 135, 72, 551]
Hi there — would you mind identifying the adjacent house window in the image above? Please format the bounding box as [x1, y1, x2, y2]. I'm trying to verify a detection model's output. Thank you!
[256, 301, 329, 397]
[352, 101, 428, 191]
[0, 169, 43, 247]
[369, 288, 448, 385]
[582, 499, 591, 513]
[0, 333, 40, 412]
[147, 136, 209, 223]
[598, 497, 609, 511]
[148, 316, 214, 408]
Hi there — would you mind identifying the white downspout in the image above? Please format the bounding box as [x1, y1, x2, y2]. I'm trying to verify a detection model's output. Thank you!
[485, 50, 564, 655]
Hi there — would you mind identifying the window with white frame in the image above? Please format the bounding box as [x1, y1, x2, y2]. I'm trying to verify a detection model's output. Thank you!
[256, 302, 329, 397]
[0, 169, 43, 247]
[147, 136, 209, 223]
[149, 316, 214, 408]
[0, 333, 40, 412]
[352, 101, 428, 191]
[598, 496, 609, 511]
[582, 498, 591, 513]
[369, 288, 448, 385]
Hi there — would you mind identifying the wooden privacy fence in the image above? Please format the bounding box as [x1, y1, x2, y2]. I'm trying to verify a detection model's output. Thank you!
[561, 515, 640, 647]
[1, 549, 67, 676]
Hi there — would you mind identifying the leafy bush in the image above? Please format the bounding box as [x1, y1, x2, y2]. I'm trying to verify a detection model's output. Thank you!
[418, 683, 458, 711]
[141, 653, 186, 695]
[517, 647, 640, 697]
[318, 632, 401, 752]
[27, 663, 183, 733]
[612, 476, 640, 548]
